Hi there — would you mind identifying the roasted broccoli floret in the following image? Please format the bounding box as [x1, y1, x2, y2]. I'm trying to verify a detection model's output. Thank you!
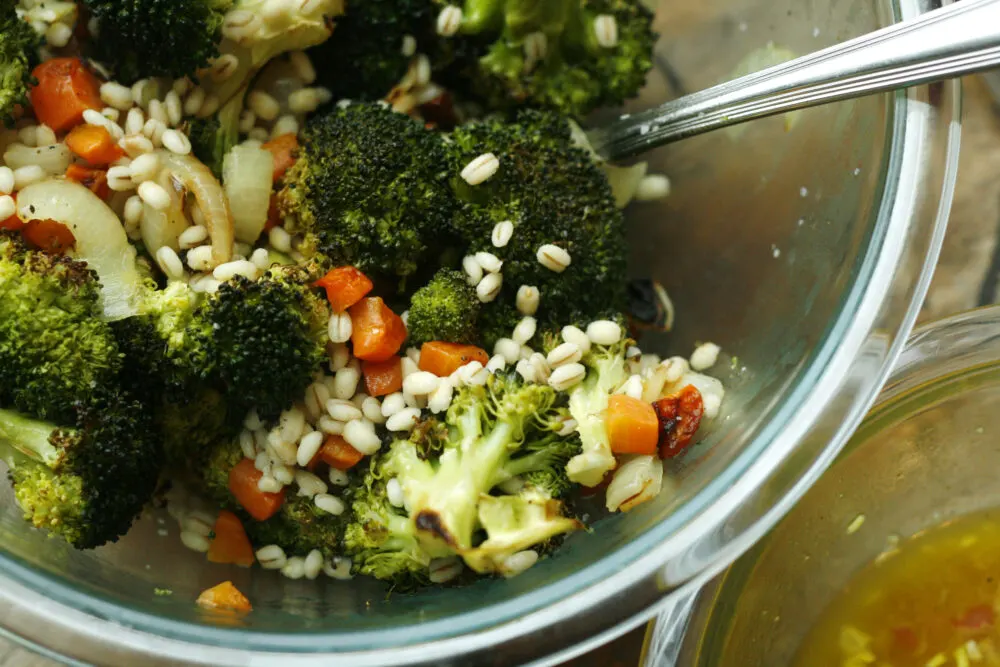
[280, 102, 456, 281]
[565, 339, 628, 487]
[247, 494, 351, 559]
[364, 373, 582, 575]
[0, 233, 122, 425]
[82, 0, 234, 83]
[406, 269, 480, 346]
[496, 428, 580, 499]
[429, 0, 655, 118]
[308, 0, 434, 102]
[0, 0, 40, 126]
[446, 110, 628, 345]
[0, 389, 161, 549]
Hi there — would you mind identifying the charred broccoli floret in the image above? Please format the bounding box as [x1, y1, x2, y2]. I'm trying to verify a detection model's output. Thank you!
[246, 494, 350, 559]
[429, 0, 655, 117]
[82, 0, 234, 83]
[0, 233, 122, 425]
[348, 373, 582, 579]
[186, 89, 245, 179]
[406, 269, 480, 346]
[280, 102, 456, 282]
[308, 0, 434, 102]
[0, 388, 161, 549]
[0, 0, 40, 126]
[446, 110, 627, 345]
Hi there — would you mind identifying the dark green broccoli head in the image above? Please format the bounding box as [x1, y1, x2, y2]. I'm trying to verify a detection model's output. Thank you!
[186, 88, 244, 180]
[308, 0, 434, 102]
[280, 102, 456, 281]
[0, 233, 123, 425]
[194, 267, 328, 421]
[406, 269, 480, 346]
[83, 0, 234, 84]
[0, 387, 162, 549]
[445, 110, 628, 346]
[429, 0, 655, 118]
[0, 0, 40, 126]
[245, 494, 350, 559]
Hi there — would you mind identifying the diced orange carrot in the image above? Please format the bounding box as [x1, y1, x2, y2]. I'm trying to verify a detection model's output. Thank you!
[207, 511, 255, 568]
[362, 357, 403, 396]
[65, 164, 110, 199]
[264, 194, 281, 232]
[65, 124, 124, 165]
[315, 266, 374, 312]
[22, 219, 75, 254]
[606, 394, 659, 456]
[349, 297, 407, 362]
[196, 581, 252, 613]
[419, 342, 489, 377]
[262, 133, 298, 182]
[29, 58, 103, 133]
[318, 435, 365, 470]
[228, 458, 285, 521]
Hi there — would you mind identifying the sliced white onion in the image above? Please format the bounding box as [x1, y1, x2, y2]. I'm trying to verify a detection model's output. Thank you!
[141, 162, 189, 255]
[606, 455, 664, 512]
[223, 143, 273, 244]
[602, 161, 649, 208]
[16, 181, 146, 320]
[162, 153, 233, 267]
[3, 143, 73, 175]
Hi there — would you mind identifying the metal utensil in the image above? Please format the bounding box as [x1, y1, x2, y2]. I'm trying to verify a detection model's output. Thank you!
[590, 0, 1000, 161]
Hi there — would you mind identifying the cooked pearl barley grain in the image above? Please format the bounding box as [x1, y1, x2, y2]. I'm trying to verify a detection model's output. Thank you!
[401, 34, 417, 57]
[503, 550, 539, 577]
[147, 99, 168, 125]
[213, 259, 258, 282]
[185, 246, 213, 272]
[704, 393, 722, 419]
[490, 220, 514, 248]
[690, 342, 721, 371]
[428, 381, 453, 414]
[155, 247, 184, 280]
[516, 285, 540, 316]
[362, 397, 384, 424]
[557, 418, 578, 436]
[269, 225, 292, 252]
[251, 248, 271, 270]
[486, 355, 506, 373]
[101, 108, 121, 123]
[180, 531, 210, 553]
[635, 174, 671, 201]
[381, 392, 406, 417]
[344, 419, 381, 454]
[461, 153, 499, 185]
[537, 244, 571, 273]
[436, 5, 462, 36]
[35, 125, 56, 146]
[403, 371, 440, 396]
[197, 94, 220, 118]
[515, 359, 536, 384]
[281, 557, 305, 579]
[137, 180, 170, 210]
[386, 407, 421, 432]
[462, 254, 483, 285]
[279, 408, 306, 444]
[254, 451, 270, 471]
[129, 153, 160, 182]
[475, 251, 503, 274]
[296, 431, 324, 467]
[620, 374, 643, 400]
[45, 21, 73, 47]
[324, 556, 353, 580]
[295, 470, 327, 497]
[400, 357, 420, 379]
[13, 165, 45, 190]
[318, 416, 344, 435]
[386, 478, 405, 507]
[179, 225, 209, 249]
[593, 14, 619, 48]
[164, 90, 183, 126]
[529, 353, 551, 383]
[272, 115, 299, 139]
[258, 476, 283, 493]
[549, 362, 586, 391]
[494, 338, 521, 364]
[249, 91, 281, 121]
[547, 342, 582, 368]
[586, 320, 622, 346]
[327, 311, 353, 343]
[257, 545, 286, 567]
[183, 87, 206, 116]
[0, 196, 14, 221]
[333, 363, 361, 400]
[304, 549, 324, 580]
[429, 557, 464, 584]
[328, 343, 350, 372]
[289, 50, 317, 84]
[0, 167, 14, 194]
[273, 465, 294, 485]
[121, 135, 155, 157]
[512, 316, 537, 344]
[125, 107, 145, 136]
[457, 360, 484, 385]
[161, 129, 192, 155]
[326, 399, 362, 422]
[476, 272, 503, 303]
[239, 430, 256, 458]
[288, 88, 321, 114]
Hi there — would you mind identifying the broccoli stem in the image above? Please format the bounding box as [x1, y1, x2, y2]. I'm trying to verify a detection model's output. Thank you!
[0, 409, 61, 469]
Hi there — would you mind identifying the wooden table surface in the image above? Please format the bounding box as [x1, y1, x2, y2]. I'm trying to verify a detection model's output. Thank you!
[5, 76, 999, 667]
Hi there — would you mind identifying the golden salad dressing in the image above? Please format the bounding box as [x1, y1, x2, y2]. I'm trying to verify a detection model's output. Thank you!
[794, 510, 1000, 667]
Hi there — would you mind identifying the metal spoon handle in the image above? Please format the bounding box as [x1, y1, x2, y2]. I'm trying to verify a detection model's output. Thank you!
[590, 0, 1000, 162]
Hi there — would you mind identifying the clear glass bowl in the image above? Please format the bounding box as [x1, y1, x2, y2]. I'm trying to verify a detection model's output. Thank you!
[668, 305, 1000, 666]
[0, 1, 959, 665]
